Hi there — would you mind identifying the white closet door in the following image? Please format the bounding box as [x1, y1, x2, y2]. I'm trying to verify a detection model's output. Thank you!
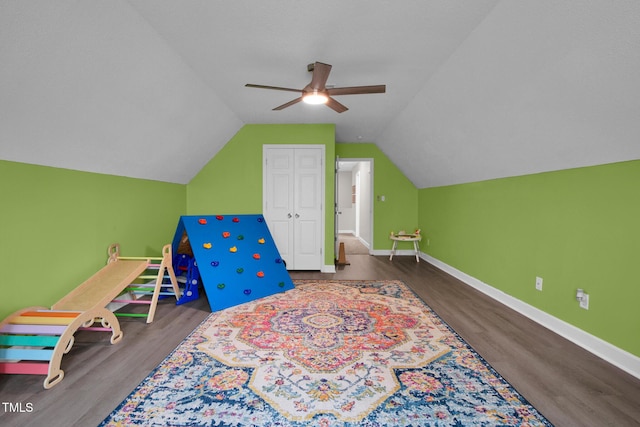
[264, 146, 323, 270]
[293, 148, 323, 270]
[264, 148, 294, 266]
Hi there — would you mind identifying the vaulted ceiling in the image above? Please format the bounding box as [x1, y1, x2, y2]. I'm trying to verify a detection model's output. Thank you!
[2, 1, 639, 188]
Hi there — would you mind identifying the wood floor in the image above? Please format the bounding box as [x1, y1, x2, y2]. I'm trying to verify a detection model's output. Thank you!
[2, 255, 639, 426]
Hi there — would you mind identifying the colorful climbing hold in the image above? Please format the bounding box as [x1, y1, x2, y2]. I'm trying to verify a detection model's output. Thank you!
[203, 243, 212, 249]
[278, 282, 285, 288]
[257, 217, 264, 222]
[198, 218, 207, 225]
[217, 283, 225, 289]
[275, 258, 283, 264]
[258, 238, 265, 244]
[232, 217, 240, 223]
[243, 289, 252, 295]
[257, 271, 265, 278]
[211, 261, 219, 267]
[253, 253, 261, 260]
[236, 267, 244, 274]
[216, 215, 224, 220]
[229, 246, 238, 253]
[222, 231, 231, 238]
[237, 235, 244, 240]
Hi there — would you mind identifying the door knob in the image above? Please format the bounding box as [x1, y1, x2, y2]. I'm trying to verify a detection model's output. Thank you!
[295, 213, 300, 218]
[287, 213, 292, 218]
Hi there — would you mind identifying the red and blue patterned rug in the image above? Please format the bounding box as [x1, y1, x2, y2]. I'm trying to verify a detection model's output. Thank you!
[100, 280, 552, 426]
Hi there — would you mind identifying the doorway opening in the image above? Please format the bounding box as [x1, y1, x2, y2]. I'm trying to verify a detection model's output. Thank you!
[335, 159, 373, 257]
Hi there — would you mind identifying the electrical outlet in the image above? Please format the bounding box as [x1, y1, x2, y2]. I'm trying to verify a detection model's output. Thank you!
[535, 276, 543, 291]
[579, 293, 589, 310]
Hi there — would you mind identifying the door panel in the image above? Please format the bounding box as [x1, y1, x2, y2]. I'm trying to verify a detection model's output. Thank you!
[296, 220, 317, 253]
[264, 149, 294, 267]
[293, 149, 322, 269]
[269, 220, 292, 261]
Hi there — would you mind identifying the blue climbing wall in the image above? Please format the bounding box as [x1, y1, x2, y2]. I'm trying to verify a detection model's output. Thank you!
[172, 215, 294, 312]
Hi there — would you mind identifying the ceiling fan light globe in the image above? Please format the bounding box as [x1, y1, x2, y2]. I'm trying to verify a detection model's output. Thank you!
[303, 91, 328, 105]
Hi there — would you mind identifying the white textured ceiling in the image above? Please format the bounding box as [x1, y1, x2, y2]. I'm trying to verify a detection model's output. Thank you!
[1, 1, 639, 187]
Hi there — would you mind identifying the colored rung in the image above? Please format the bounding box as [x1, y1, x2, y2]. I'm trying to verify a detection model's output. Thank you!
[0, 348, 54, 361]
[111, 299, 151, 305]
[12, 316, 75, 326]
[114, 313, 148, 318]
[126, 285, 174, 290]
[138, 275, 160, 280]
[0, 361, 49, 375]
[20, 311, 81, 318]
[1, 324, 66, 335]
[0, 334, 60, 347]
[128, 291, 175, 296]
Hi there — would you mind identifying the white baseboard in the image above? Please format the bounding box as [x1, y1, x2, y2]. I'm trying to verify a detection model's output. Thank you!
[371, 249, 416, 257]
[322, 264, 336, 273]
[420, 252, 640, 380]
[357, 235, 371, 249]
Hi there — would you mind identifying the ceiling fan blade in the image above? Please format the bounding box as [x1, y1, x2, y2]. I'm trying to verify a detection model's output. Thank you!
[309, 62, 332, 90]
[245, 84, 302, 93]
[326, 97, 348, 113]
[273, 97, 303, 111]
[327, 85, 386, 96]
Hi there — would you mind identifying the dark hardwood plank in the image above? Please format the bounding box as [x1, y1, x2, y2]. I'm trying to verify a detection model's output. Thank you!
[1, 255, 639, 426]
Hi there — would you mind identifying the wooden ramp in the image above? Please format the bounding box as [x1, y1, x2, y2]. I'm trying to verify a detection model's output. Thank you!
[53, 259, 148, 311]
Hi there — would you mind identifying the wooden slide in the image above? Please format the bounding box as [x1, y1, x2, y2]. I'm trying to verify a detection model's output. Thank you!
[0, 244, 179, 389]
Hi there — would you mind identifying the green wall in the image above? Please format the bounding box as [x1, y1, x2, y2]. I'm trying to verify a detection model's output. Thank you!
[187, 124, 336, 265]
[335, 143, 418, 250]
[4, 125, 636, 361]
[418, 160, 640, 357]
[0, 160, 185, 320]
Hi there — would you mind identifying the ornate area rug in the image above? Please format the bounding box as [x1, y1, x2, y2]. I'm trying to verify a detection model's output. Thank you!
[100, 280, 552, 426]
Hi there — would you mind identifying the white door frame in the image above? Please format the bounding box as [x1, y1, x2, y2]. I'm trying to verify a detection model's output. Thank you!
[336, 158, 374, 253]
[263, 144, 325, 270]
